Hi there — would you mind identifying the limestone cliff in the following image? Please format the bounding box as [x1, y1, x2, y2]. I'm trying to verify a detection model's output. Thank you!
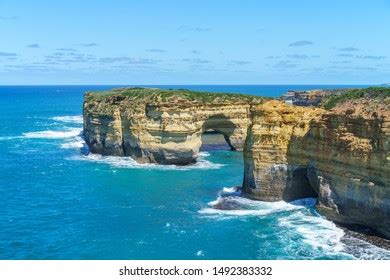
[242, 100, 324, 201]
[83, 87, 390, 239]
[302, 97, 390, 238]
[83, 88, 264, 165]
[243, 88, 390, 238]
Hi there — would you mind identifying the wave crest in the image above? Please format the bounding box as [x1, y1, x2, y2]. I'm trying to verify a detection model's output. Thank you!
[23, 128, 82, 139]
[51, 115, 83, 124]
[68, 152, 223, 171]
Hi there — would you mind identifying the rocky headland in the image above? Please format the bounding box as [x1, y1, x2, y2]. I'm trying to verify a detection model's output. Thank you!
[83, 87, 390, 239]
[280, 88, 351, 107]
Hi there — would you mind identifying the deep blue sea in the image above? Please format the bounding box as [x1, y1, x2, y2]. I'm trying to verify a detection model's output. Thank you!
[1, 85, 389, 260]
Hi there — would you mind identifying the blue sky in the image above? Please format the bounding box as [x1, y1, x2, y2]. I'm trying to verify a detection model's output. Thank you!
[0, 0, 389, 84]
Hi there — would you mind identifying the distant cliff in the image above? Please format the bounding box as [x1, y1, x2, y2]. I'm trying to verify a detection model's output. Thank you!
[83, 87, 390, 239]
[280, 88, 351, 107]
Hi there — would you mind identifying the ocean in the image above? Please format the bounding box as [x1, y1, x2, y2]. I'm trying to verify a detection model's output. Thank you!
[0, 85, 389, 260]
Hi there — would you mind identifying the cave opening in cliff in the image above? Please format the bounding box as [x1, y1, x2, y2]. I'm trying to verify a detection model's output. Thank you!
[200, 130, 233, 151]
[200, 114, 241, 152]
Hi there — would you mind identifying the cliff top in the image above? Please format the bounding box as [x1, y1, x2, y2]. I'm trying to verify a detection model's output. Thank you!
[322, 87, 390, 110]
[85, 87, 267, 104]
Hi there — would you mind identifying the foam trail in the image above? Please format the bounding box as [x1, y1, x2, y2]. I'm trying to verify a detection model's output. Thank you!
[60, 136, 86, 149]
[51, 115, 83, 124]
[23, 128, 82, 139]
[68, 152, 223, 171]
[278, 211, 346, 253]
[0, 136, 21, 141]
[200, 196, 301, 216]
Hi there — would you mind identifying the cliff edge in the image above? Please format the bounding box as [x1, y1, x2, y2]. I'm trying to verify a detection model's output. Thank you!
[83, 87, 390, 239]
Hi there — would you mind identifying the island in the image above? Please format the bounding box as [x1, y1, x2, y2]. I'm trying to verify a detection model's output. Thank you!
[83, 87, 390, 239]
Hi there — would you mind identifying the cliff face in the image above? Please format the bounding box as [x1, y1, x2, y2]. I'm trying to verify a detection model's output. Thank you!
[83, 87, 390, 238]
[302, 99, 390, 238]
[243, 95, 390, 238]
[83, 88, 263, 165]
[242, 100, 324, 201]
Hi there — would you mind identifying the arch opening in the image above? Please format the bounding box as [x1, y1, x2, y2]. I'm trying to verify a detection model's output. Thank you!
[200, 114, 242, 152]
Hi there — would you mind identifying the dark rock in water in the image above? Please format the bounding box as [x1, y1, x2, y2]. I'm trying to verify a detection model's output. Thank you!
[341, 225, 390, 251]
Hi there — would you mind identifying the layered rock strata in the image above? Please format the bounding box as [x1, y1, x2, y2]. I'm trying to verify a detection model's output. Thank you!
[242, 100, 324, 201]
[302, 99, 390, 238]
[83, 87, 390, 238]
[83, 88, 263, 165]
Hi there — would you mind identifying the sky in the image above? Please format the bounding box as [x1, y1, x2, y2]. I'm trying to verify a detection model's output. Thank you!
[0, 0, 389, 85]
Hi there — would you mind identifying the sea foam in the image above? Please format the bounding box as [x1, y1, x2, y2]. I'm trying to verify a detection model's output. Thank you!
[68, 152, 223, 171]
[51, 115, 83, 124]
[23, 128, 82, 139]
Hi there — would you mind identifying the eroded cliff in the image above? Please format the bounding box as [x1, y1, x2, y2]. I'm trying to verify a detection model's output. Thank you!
[303, 97, 390, 238]
[83, 88, 264, 165]
[242, 100, 324, 201]
[83, 87, 390, 238]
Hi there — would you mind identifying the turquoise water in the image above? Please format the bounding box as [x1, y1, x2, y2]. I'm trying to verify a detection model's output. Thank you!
[0, 85, 389, 260]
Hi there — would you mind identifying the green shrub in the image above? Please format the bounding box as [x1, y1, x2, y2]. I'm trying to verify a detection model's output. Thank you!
[323, 87, 390, 110]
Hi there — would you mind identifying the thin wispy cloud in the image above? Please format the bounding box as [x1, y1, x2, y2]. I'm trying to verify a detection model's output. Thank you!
[228, 60, 252, 65]
[358, 55, 385, 60]
[44, 52, 96, 63]
[57, 48, 77, 51]
[331, 60, 352, 64]
[0, 16, 19, 20]
[287, 54, 320, 59]
[191, 50, 201, 54]
[265, 55, 282, 59]
[181, 58, 211, 64]
[177, 25, 211, 32]
[146, 49, 166, 53]
[330, 65, 377, 71]
[287, 54, 309, 59]
[26, 44, 40, 48]
[273, 60, 298, 69]
[80, 43, 98, 47]
[99, 57, 161, 64]
[288, 40, 314, 47]
[255, 26, 266, 32]
[337, 53, 354, 57]
[0, 52, 18, 57]
[338, 47, 359, 52]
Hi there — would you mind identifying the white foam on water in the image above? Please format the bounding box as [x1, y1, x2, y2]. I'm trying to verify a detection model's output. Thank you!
[51, 115, 83, 124]
[196, 250, 204, 257]
[200, 196, 301, 217]
[198, 151, 210, 157]
[0, 136, 21, 141]
[278, 211, 346, 253]
[23, 128, 82, 139]
[222, 186, 240, 193]
[68, 152, 223, 171]
[60, 136, 86, 149]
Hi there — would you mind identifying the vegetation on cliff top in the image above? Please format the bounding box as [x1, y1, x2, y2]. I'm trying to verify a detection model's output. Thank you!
[86, 87, 266, 104]
[322, 87, 390, 110]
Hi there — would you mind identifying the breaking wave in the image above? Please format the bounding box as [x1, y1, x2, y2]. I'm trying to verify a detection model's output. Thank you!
[200, 188, 390, 259]
[51, 115, 83, 124]
[23, 128, 82, 139]
[60, 136, 86, 149]
[68, 152, 224, 171]
[200, 196, 305, 216]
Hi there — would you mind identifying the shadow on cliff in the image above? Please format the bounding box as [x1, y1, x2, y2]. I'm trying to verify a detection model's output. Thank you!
[285, 120, 319, 201]
[201, 114, 240, 151]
